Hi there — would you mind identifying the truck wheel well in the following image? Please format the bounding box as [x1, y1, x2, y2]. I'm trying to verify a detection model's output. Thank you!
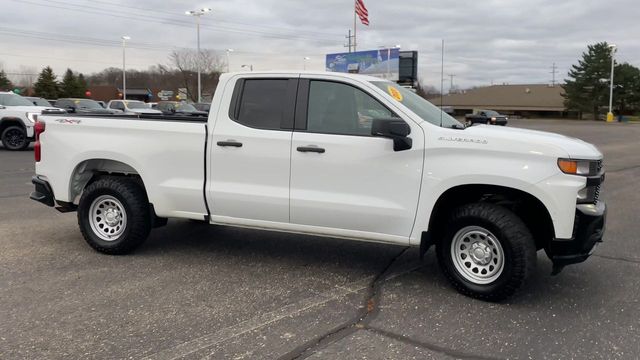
[425, 184, 554, 252]
[69, 159, 145, 204]
[0, 118, 25, 135]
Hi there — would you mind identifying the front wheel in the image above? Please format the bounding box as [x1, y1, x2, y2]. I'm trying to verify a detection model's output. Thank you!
[436, 203, 536, 301]
[77, 177, 151, 254]
[1, 125, 30, 150]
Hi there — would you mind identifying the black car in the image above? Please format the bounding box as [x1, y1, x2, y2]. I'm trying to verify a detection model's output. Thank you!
[156, 101, 208, 117]
[24, 97, 53, 107]
[56, 98, 122, 114]
[465, 110, 508, 126]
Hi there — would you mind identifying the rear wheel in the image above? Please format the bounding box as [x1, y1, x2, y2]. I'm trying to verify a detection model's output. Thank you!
[78, 177, 151, 254]
[436, 203, 536, 301]
[1, 125, 29, 150]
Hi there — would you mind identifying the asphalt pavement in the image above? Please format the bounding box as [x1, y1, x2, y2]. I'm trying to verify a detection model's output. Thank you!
[1, 119, 639, 359]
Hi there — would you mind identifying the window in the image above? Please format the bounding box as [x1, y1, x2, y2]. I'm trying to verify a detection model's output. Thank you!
[306, 81, 396, 136]
[236, 79, 289, 130]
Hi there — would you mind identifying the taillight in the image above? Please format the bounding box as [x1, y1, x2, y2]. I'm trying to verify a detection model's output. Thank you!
[34, 121, 45, 162]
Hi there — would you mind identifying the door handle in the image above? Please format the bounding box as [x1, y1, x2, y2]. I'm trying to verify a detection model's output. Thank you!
[297, 146, 325, 153]
[217, 140, 243, 147]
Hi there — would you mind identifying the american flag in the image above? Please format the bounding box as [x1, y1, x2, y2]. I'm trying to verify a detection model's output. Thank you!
[355, 0, 369, 26]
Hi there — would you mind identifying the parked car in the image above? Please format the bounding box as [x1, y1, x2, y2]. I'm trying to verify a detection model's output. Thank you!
[47, 99, 57, 107]
[156, 101, 208, 117]
[465, 110, 508, 126]
[107, 100, 162, 115]
[0, 92, 65, 150]
[56, 98, 122, 115]
[194, 102, 211, 113]
[32, 72, 606, 301]
[24, 97, 53, 107]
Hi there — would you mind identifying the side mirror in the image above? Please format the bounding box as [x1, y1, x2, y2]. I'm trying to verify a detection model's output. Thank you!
[0, 105, 5, 110]
[66, 106, 76, 113]
[371, 118, 412, 151]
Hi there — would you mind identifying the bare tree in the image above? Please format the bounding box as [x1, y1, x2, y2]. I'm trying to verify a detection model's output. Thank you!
[169, 49, 224, 101]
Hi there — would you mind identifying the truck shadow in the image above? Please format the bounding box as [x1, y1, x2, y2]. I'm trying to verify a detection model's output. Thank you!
[136, 219, 604, 306]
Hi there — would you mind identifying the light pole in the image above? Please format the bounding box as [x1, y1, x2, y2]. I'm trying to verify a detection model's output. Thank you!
[226, 49, 234, 72]
[121, 36, 130, 100]
[186, 8, 212, 103]
[241, 64, 253, 71]
[607, 44, 617, 122]
[303, 57, 310, 70]
[378, 44, 400, 80]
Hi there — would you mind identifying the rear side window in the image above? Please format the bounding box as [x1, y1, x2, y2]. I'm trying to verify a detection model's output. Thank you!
[235, 79, 290, 130]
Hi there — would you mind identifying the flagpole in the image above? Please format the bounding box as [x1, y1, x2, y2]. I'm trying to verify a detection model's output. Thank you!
[353, 0, 357, 51]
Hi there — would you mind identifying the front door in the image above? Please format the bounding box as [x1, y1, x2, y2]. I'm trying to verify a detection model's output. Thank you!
[290, 78, 423, 239]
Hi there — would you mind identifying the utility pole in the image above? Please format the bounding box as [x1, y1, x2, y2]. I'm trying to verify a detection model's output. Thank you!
[344, 30, 353, 53]
[550, 62, 558, 86]
[353, 0, 357, 52]
[448, 74, 456, 93]
[121, 35, 130, 100]
[185, 8, 212, 103]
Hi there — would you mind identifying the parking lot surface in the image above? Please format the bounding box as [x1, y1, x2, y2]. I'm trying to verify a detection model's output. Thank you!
[1, 119, 639, 359]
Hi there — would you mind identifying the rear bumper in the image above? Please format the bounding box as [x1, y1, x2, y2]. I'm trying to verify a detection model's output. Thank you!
[546, 201, 606, 268]
[30, 175, 55, 207]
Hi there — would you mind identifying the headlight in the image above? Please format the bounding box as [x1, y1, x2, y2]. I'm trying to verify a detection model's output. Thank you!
[491, 117, 497, 121]
[25, 112, 39, 123]
[557, 158, 601, 176]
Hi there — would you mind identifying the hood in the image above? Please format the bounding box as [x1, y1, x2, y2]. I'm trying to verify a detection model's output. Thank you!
[129, 109, 162, 114]
[464, 125, 602, 160]
[4, 105, 63, 113]
[77, 108, 119, 114]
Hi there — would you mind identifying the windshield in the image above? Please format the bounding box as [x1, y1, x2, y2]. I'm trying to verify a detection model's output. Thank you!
[0, 94, 35, 106]
[175, 102, 197, 112]
[371, 82, 462, 128]
[74, 99, 103, 109]
[30, 98, 52, 106]
[125, 101, 148, 109]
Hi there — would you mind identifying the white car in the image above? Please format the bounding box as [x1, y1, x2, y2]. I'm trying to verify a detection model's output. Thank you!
[0, 92, 65, 150]
[31, 71, 606, 301]
[106, 100, 162, 115]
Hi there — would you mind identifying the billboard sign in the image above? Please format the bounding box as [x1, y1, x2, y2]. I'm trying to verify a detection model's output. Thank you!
[326, 48, 400, 81]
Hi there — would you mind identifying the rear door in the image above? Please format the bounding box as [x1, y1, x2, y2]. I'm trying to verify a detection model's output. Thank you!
[208, 75, 298, 223]
[289, 77, 424, 240]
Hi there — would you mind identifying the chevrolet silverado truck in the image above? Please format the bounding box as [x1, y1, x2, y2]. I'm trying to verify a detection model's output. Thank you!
[30, 72, 606, 301]
[0, 92, 65, 150]
[465, 109, 508, 126]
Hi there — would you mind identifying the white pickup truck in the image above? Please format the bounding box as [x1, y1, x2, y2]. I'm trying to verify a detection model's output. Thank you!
[0, 92, 65, 150]
[30, 72, 606, 301]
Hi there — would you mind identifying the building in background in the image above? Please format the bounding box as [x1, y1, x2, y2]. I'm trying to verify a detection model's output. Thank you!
[430, 84, 571, 118]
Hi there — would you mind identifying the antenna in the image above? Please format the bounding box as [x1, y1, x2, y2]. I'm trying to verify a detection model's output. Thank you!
[550, 62, 558, 86]
[440, 39, 444, 127]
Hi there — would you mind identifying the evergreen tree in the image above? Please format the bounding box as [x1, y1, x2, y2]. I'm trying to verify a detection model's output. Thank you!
[76, 73, 88, 97]
[33, 66, 59, 99]
[613, 63, 640, 115]
[0, 69, 13, 91]
[563, 42, 614, 120]
[60, 68, 80, 98]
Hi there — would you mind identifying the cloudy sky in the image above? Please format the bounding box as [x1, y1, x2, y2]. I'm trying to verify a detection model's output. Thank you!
[1, 0, 638, 90]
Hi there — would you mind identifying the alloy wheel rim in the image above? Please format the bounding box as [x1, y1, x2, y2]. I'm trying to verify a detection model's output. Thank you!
[450, 226, 505, 284]
[88, 195, 127, 241]
[5, 129, 25, 148]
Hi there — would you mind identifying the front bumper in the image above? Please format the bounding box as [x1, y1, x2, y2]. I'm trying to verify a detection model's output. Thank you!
[546, 200, 606, 269]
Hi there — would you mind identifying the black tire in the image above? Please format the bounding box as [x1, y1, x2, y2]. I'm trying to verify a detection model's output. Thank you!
[1, 125, 29, 151]
[77, 177, 151, 254]
[436, 203, 536, 301]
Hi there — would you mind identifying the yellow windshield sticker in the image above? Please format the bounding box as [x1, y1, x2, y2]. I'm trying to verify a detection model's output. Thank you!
[387, 85, 403, 102]
[74, 100, 80, 104]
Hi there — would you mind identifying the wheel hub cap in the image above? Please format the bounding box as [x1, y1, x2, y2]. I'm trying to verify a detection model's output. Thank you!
[88, 195, 127, 241]
[450, 226, 505, 284]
